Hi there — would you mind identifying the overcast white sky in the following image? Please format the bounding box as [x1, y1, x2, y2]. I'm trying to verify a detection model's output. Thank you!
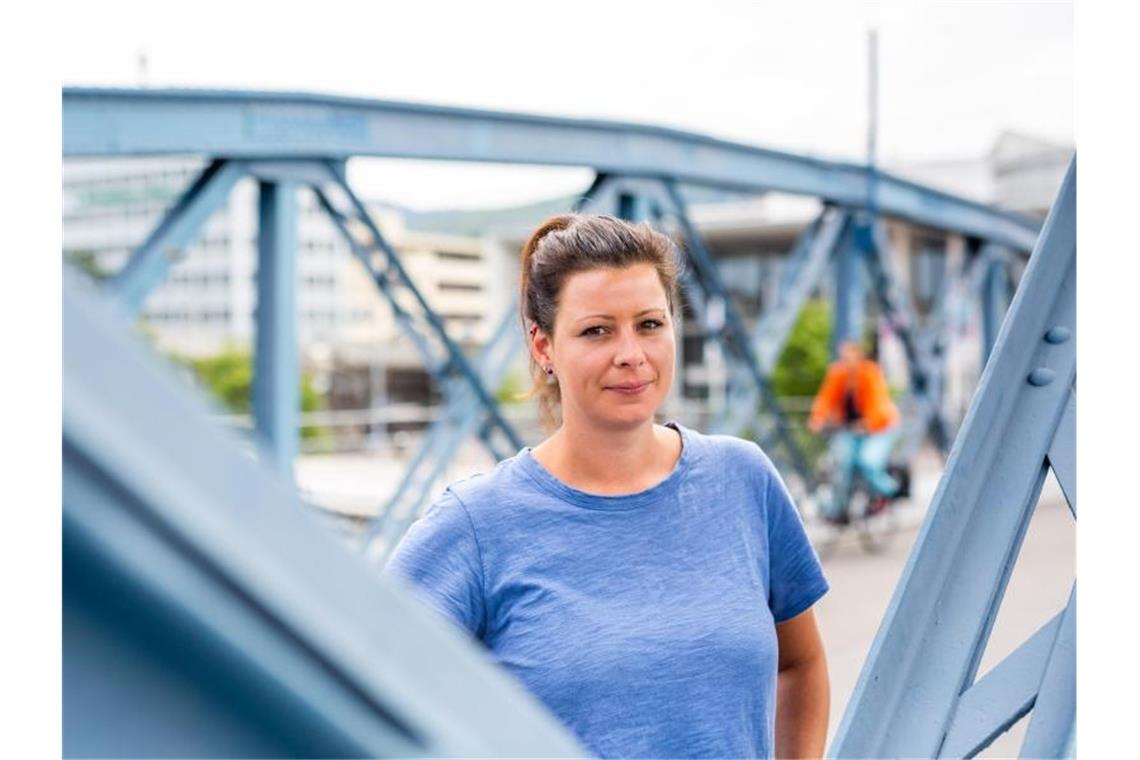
[63, 0, 1073, 209]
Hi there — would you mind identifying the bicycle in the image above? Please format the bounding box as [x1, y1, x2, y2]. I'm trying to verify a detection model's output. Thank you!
[809, 429, 909, 559]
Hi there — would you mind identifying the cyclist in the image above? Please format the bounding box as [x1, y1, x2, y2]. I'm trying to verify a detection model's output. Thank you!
[808, 338, 901, 524]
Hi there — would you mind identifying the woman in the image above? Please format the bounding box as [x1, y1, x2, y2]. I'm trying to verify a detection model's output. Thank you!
[387, 214, 830, 758]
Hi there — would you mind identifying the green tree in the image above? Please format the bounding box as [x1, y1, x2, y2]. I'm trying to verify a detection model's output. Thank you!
[770, 297, 834, 468]
[771, 297, 832, 398]
[171, 347, 326, 440]
[65, 249, 108, 282]
[495, 368, 530, 405]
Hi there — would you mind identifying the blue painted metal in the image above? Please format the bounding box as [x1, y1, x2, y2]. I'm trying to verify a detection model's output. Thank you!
[701, 211, 830, 440]
[253, 180, 300, 482]
[982, 246, 1014, 366]
[831, 215, 867, 356]
[713, 208, 847, 461]
[658, 179, 817, 492]
[107, 158, 245, 315]
[308, 160, 523, 455]
[1048, 388, 1076, 517]
[890, 241, 994, 463]
[364, 305, 524, 564]
[63, 269, 586, 758]
[938, 609, 1064, 757]
[1019, 588, 1077, 759]
[63, 88, 1041, 252]
[860, 216, 953, 456]
[755, 207, 848, 371]
[830, 159, 1075, 758]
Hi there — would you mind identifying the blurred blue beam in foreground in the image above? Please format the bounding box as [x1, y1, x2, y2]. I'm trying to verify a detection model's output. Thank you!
[62, 271, 586, 758]
[63, 87, 1040, 252]
[830, 159, 1075, 759]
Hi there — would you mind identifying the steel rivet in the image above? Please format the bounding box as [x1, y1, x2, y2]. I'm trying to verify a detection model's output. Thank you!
[1028, 368, 1056, 387]
[1044, 326, 1071, 344]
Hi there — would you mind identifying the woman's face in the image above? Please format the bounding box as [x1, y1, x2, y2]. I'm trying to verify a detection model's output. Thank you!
[533, 263, 676, 432]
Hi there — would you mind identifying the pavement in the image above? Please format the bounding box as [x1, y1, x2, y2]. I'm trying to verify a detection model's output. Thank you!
[813, 472, 1073, 756]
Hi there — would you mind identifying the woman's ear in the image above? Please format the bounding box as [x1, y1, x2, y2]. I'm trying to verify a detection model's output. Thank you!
[530, 324, 553, 367]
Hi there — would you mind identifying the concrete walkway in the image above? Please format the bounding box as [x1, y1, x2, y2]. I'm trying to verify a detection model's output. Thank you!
[814, 473, 1073, 756]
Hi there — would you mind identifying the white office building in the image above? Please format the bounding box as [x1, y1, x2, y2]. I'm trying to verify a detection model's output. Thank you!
[63, 157, 501, 412]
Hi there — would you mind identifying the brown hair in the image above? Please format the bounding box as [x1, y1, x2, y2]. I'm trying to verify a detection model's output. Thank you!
[518, 213, 681, 428]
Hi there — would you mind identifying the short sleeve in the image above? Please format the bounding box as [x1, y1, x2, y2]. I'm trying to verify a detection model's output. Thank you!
[762, 457, 830, 623]
[384, 488, 486, 638]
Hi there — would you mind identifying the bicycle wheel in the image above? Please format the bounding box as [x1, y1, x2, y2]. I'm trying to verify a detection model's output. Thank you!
[856, 492, 899, 554]
[810, 481, 844, 560]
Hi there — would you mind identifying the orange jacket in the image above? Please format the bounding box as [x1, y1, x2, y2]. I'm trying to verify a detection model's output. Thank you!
[809, 359, 900, 433]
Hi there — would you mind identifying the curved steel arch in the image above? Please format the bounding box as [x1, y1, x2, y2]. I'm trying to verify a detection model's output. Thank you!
[63, 87, 1039, 251]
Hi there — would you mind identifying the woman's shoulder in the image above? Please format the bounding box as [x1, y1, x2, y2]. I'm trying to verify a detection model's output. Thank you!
[684, 426, 775, 467]
[676, 423, 778, 479]
[437, 449, 534, 513]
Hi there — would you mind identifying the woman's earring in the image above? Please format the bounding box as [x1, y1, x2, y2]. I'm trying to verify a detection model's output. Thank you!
[545, 366, 557, 385]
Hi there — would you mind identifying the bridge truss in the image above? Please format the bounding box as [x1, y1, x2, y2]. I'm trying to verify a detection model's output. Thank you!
[62, 88, 1075, 757]
[64, 87, 1040, 551]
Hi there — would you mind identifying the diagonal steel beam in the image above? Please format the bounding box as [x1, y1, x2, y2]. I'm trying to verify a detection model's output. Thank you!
[830, 159, 1075, 758]
[63, 269, 586, 757]
[107, 159, 246, 314]
[860, 215, 954, 457]
[1019, 588, 1076, 758]
[363, 304, 524, 565]
[310, 160, 523, 455]
[754, 207, 848, 372]
[938, 610, 1064, 758]
[657, 179, 816, 491]
[1047, 387, 1076, 517]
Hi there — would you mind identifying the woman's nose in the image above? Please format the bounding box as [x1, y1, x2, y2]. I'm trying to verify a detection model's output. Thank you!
[613, 330, 647, 367]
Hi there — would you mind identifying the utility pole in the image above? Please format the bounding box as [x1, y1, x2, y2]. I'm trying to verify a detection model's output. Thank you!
[867, 27, 879, 214]
[137, 50, 149, 88]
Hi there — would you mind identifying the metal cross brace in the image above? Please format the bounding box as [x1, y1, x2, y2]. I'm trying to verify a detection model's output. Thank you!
[656, 179, 817, 491]
[107, 158, 247, 315]
[830, 159, 1076, 759]
[308, 160, 523, 456]
[362, 304, 524, 565]
[855, 214, 955, 456]
[712, 207, 850, 443]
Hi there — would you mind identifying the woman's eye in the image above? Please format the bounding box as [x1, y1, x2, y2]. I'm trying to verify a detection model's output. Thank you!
[641, 319, 664, 330]
[580, 326, 607, 337]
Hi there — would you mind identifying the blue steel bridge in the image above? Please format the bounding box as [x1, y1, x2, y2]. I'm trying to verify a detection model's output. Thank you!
[62, 88, 1074, 758]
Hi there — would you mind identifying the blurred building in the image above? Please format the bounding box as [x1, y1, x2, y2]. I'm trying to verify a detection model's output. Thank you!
[63, 157, 501, 417]
[889, 130, 1074, 217]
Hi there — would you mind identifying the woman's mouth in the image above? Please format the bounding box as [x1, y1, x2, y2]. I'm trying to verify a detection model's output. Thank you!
[607, 381, 651, 396]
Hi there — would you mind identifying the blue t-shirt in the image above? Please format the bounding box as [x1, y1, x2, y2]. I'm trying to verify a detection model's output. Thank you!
[385, 422, 829, 758]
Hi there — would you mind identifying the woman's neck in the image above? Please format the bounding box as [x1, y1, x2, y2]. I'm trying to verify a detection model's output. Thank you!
[533, 418, 681, 495]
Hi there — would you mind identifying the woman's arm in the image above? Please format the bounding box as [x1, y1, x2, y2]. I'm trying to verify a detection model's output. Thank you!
[775, 607, 830, 759]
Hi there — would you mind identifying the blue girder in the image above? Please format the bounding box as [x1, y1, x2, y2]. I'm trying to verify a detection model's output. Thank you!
[830, 160, 1076, 758]
[108, 158, 246, 315]
[252, 179, 300, 482]
[363, 304, 524, 565]
[308, 160, 523, 456]
[63, 87, 1040, 252]
[62, 270, 585, 757]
